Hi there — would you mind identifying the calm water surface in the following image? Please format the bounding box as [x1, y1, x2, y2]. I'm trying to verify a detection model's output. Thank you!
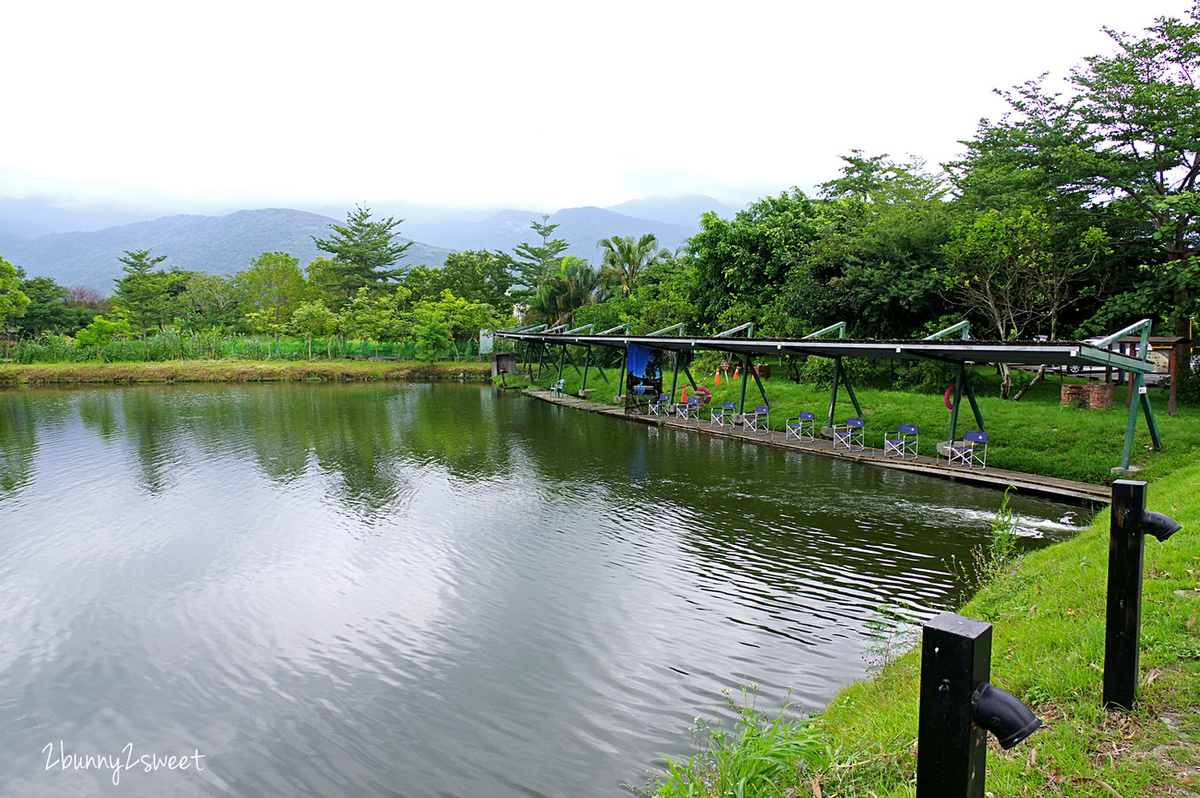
[0, 382, 1087, 797]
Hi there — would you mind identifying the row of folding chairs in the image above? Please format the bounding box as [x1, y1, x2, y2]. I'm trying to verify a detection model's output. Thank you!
[786, 416, 989, 469]
[709, 401, 770, 432]
[649, 397, 989, 468]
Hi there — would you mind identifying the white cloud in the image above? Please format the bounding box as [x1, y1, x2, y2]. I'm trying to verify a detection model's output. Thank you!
[1, 0, 1194, 213]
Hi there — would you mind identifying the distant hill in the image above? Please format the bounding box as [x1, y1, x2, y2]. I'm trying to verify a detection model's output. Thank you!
[404, 205, 698, 260]
[605, 195, 738, 228]
[1, 209, 452, 291]
[0, 196, 723, 292]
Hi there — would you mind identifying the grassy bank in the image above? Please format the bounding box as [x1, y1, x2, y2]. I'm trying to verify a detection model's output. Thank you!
[0, 359, 493, 386]
[527, 367, 1199, 486]
[646, 462, 1200, 797]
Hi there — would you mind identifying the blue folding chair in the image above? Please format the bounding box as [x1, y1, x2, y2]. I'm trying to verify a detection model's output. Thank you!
[710, 401, 736, 427]
[676, 397, 701, 420]
[883, 423, 919, 459]
[649, 393, 670, 416]
[948, 430, 988, 468]
[743, 405, 770, 434]
[785, 411, 816, 442]
[833, 417, 865, 451]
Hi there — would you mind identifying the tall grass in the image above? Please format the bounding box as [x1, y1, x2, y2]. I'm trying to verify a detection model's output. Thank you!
[649, 687, 829, 798]
[4, 332, 489, 364]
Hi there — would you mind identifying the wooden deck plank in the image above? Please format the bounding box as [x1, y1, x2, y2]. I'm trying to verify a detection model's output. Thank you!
[528, 391, 1109, 505]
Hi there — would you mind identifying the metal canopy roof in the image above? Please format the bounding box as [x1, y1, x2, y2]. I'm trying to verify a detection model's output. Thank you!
[494, 332, 1154, 374]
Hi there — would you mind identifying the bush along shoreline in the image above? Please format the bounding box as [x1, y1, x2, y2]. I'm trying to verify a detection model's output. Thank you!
[0, 360, 493, 386]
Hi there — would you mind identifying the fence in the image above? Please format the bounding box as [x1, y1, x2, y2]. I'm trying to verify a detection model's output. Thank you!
[3, 332, 491, 364]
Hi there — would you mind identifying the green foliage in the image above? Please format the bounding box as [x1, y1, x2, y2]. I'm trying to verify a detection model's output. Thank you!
[311, 204, 412, 297]
[73, 315, 130, 359]
[12, 275, 94, 335]
[235, 251, 308, 330]
[651, 687, 828, 798]
[1174, 351, 1200, 406]
[406, 250, 514, 314]
[494, 215, 569, 298]
[414, 320, 452, 363]
[409, 289, 501, 344]
[289, 300, 338, 359]
[0, 255, 32, 326]
[683, 189, 841, 334]
[794, 356, 875, 389]
[891, 359, 959, 394]
[597, 233, 672, 296]
[527, 257, 605, 326]
[950, 4, 1200, 334]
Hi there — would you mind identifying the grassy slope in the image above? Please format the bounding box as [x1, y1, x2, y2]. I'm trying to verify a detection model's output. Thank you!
[811, 461, 1200, 797]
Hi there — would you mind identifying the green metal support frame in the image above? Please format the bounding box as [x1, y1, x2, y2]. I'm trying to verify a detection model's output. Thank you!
[825, 357, 864, 430]
[713, 322, 768, 416]
[1106, 320, 1164, 470]
[924, 321, 985, 443]
[798, 322, 860, 429]
[946, 363, 986, 444]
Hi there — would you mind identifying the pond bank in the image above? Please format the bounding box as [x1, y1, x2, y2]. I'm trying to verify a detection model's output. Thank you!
[525, 388, 1111, 505]
[0, 360, 493, 386]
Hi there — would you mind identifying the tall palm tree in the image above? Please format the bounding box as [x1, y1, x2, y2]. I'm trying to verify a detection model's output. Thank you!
[528, 257, 605, 327]
[596, 234, 673, 296]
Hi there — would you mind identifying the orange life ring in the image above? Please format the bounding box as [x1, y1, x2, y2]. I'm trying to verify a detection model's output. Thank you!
[944, 385, 955, 409]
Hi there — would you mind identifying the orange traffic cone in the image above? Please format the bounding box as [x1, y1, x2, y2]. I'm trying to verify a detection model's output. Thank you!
[715, 369, 721, 386]
[681, 386, 688, 402]
[733, 366, 740, 380]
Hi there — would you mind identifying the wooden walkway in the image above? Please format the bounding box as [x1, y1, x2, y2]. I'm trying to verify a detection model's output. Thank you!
[529, 391, 1110, 505]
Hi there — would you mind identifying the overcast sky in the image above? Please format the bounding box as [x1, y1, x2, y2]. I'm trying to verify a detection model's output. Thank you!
[2, 0, 1195, 215]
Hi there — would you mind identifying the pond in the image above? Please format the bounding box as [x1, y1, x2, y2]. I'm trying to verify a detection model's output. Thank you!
[0, 382, 1087, 797]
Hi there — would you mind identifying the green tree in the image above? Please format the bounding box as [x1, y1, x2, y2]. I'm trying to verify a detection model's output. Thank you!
[290, 300, 338, 359]
[815, 152, 956, 338]
[596, 233, 672, 296]
[0, 256, 31, 328]
[340, 287, 398, 358]
[951, 5, 1200, 334]
[408, 289, 501, 358]
[528, 257, 605, 327]
[496, 215, 570, 298]
[74, 315, 130, 360]
[111, 249, 170, 356]
[236, 252, 308, 332]
[436, 250, 514, 313]
[312, 205, 412, 299]
[13, 275, 72, 335]
[413, 319, 452, 363]
[682, 190, 849, 335]
[176, 272, 242, 331]
[942, 207, 1109, 396]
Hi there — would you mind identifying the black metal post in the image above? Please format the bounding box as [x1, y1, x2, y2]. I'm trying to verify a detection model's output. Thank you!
[1104, 479, 1147, 710]
[917, 612, 992, 798]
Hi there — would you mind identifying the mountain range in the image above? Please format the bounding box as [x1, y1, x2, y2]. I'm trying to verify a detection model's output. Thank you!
[0, 195, 737, 292]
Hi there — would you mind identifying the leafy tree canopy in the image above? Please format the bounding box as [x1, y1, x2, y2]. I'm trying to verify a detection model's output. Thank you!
[312, 205, 412, 297]
[0, 255, 31, 325]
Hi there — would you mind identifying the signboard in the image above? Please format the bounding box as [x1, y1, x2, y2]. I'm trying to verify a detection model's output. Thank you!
[625, 344, 664, 412]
